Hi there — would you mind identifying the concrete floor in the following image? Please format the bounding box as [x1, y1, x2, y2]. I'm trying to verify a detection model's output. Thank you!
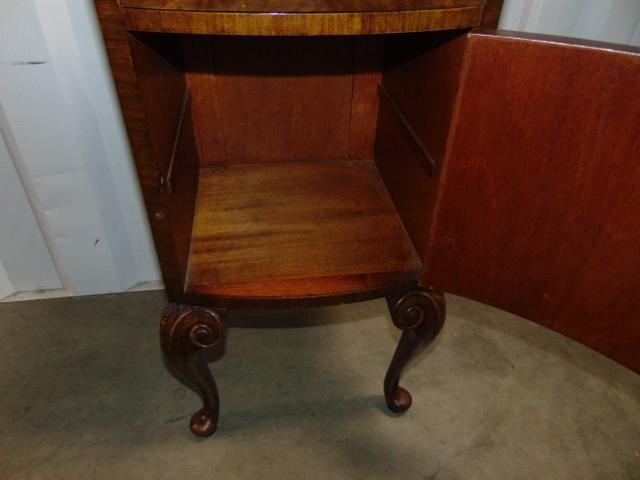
[0, 291, 639, 479]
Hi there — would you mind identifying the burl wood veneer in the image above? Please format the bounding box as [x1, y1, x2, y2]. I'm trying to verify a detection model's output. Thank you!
[94, 0, 639, 438]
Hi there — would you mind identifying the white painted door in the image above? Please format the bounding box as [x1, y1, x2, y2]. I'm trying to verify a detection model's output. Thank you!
[0, 0, 161, 300]
[0, 134, 62, 299]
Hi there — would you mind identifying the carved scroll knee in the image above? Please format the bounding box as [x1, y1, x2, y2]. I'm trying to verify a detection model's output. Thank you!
[160, 303, 225, 437]
[384, 288, 446, 413]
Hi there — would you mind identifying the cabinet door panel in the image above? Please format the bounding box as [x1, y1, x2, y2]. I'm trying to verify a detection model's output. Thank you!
[425, 31, 640, 372]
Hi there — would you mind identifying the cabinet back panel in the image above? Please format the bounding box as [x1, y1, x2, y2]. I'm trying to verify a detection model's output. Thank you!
[183, 36, 382, 165]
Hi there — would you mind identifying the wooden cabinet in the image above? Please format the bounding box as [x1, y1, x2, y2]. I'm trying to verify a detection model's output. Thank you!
[94, 0, 640, 437]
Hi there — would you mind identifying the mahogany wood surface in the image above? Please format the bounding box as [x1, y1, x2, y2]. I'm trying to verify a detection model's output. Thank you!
[91, 0, 515, 437]
[479, 0, 502, 27]
[382, 31, 467, 172]
[186, 161, 422, 301]
[424, 31, 640, 372]
[384, 288, 445, 412]
[376, 95, 435, 260]
[127, 33, 185, 182]
[163, 105, 200, 278]
[160, 303, 226, 436]
[180, 36, 226, 167]
[375, 31, 467, 259]
[127, 33, 200, 279]
[349, 37, 384, 161]
[183, 36, 355, 166]
[94, 0, 190, 296]
[122, 7, 483, 36]
[121, 0, 483, 13]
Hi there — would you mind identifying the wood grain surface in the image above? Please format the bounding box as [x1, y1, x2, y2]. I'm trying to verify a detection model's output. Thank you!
[424, 31, 640, 372]
[183, 36, 355, 166]
[186, 161, 421, 300]
[479, 0, 502, 27]
[93, 0, 192, 296]
[349, 37, 384, 161]
[127, 33, 185, 181]
[121, 0, 483, 13]
[122, 7, 484, 36]
[376, 31, 468, 259]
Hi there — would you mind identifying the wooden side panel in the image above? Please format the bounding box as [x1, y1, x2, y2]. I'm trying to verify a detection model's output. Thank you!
[375, 31, 469, 258]
[93, 0, 196, 298]
[479, 0, 503, 27]
[426, 32, 640, 372]
[184, 36, 357, 165]
[165, 109, 199, 277]
[375, 100, 435, 260]
[383, 31, 468, 173]
[127, 33, 186, 179]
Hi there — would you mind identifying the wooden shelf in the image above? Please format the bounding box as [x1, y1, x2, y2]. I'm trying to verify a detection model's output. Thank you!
[185, 161, 421, 302]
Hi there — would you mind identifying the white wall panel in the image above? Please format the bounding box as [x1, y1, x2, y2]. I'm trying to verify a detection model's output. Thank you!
[36, 0, 161, 285]
[0, 1, 161, 297]
[573, 0, 640, 44]
[632, 21, 640, 47]
[0, 122, 61, 298]
[0, 261, 13, 300]
[500, 0, 640, 46]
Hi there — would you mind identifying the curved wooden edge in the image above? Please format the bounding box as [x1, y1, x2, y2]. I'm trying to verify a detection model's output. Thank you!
[122, 7, 483, 35]
[171, 276, 419, 309]
[120, 0, 484, 13]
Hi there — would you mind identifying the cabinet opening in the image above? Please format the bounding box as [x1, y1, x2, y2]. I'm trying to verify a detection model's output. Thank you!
[128, 30, 469, 301]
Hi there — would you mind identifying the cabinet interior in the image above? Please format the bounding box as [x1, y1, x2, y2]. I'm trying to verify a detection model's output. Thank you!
[128, 30, 469, 298]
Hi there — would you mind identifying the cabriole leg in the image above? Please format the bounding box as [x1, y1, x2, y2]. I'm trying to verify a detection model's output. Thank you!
[160, 303, 226, 437]
[384, 288, 446, 413]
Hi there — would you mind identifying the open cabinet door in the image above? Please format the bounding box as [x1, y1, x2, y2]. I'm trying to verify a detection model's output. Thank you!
[423, 31, 640, 372]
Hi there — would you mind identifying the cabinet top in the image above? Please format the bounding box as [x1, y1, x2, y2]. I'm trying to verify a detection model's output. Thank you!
[119, 0, 500, 36]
